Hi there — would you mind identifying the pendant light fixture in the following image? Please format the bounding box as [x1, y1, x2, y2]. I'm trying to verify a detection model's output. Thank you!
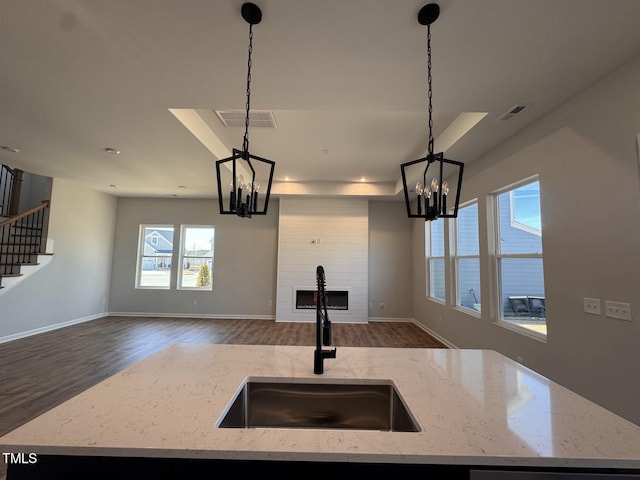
[215, 2, 275, 218]
[400, 3, 464, 221]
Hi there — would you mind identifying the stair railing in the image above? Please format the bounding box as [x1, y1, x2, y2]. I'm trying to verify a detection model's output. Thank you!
[0, 164, 23, 217]
[0, 200, 50, 280]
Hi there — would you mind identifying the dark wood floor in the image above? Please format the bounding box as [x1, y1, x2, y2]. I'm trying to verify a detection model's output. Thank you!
[0, 316, 446, 477]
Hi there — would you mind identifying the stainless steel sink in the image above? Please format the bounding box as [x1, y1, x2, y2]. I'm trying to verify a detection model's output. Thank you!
[216, 377, 420, 432]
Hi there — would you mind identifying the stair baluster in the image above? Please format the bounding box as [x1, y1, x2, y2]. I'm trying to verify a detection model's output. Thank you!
[0, 200, 50, 289]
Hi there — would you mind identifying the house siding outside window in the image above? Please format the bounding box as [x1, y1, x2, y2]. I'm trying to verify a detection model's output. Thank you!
[136, 225, 174, 289]
[454, 201, 481, 313]
[427, 217, 445, 302]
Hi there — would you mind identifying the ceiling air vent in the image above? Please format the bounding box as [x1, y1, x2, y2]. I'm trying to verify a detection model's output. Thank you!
[215, 110, 277, 128]
[498, 104, 529, 121]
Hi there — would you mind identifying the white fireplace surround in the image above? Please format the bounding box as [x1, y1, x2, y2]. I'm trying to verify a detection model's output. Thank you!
[276, 198, 368, 323]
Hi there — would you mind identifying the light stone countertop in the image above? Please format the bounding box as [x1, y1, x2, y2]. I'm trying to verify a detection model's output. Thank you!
[1, 344, 640, 469]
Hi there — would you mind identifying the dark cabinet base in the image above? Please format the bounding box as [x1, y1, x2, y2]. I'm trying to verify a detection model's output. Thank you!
[7, 456, 640, 480]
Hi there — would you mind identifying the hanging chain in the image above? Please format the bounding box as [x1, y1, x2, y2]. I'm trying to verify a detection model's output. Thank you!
[426, 23, 434, 156]
[242, 23, 254, 155]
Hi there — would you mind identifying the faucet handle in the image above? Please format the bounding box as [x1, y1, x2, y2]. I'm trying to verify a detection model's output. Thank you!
[314, 348, 337, 374]
[324, 348, 337, 359]
[322, 322, 332, 345]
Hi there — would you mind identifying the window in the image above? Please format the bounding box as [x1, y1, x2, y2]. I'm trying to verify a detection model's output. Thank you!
[494, 178, 546, 336]
[426, 217, 445, 302]
[178, 226, 215, 290]
[510, 181, 542, 234]
[136, 225, 174, 289]
[136, 224, 215, 291]
[454, 201, 481, 313]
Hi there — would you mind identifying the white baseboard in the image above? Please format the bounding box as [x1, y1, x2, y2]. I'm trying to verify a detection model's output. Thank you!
[411, 319, 458, 349]
[368, 316, 414, 323]
[0, 312, 107, 345]
[108, 312, 275, 320]
[275, 318, 369, 324]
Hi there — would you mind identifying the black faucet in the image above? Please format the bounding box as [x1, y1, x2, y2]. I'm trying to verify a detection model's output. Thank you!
[314, 266, 336, 374]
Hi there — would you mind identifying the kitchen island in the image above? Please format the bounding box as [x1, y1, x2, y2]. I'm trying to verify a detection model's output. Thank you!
[1, 344, 640, 478]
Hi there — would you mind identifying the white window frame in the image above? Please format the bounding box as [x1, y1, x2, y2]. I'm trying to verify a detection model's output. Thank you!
[453, 200, 481, 315]
[136, 224, 175, 290]
[425, 217, 446, 303]
[177, 225, 215, 291]
[492, 176, 546, 339]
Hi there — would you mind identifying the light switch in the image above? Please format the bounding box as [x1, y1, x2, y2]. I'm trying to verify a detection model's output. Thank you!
[583, 297, 601, 315]
[604, 301, 632, 321]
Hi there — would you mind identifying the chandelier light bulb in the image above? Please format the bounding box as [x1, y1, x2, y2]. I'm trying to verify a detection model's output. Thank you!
[442, 181, 449, 196]
[431, 178, 439, 193]
[416, 182, 424, 195]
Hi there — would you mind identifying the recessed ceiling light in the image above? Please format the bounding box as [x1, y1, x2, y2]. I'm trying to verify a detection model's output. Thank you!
[109, 184, 119, 188]
[0, 145, 19, 153]
[321, 149, 329, 154]
[360, 177, 366, 183]
[178, 185, 187, 189]
[104, 147, 120, 155]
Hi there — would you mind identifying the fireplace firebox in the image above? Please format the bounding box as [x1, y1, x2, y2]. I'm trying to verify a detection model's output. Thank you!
[295, 289, 348, 310]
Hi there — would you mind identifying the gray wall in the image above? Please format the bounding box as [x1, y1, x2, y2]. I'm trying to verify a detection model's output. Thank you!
[18, 171, 53, 212]
[412, 54, 640, 425]
[108, 197, 279, 317]
[108, 197, 414, 322]
[368, 201, 413, 320]
[0, 178, 117, 339]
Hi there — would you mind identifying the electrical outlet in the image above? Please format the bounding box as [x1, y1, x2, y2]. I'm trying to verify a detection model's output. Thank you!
[192, 299, 198, 306]
[583, 297, 601, 315]
[604, 301, 632, 321]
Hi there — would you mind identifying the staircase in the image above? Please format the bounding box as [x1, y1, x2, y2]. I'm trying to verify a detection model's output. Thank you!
[0, 164, 52, 290]
[0, 201, 52, 290]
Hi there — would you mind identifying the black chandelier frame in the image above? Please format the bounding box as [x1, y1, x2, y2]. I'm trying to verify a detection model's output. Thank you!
[400, 3, 464, 221]
[215, 2, 275, 218]
[401, 153, 464, 220]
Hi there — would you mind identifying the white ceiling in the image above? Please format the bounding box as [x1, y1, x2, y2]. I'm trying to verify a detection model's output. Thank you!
[2, 0, 640, 200]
